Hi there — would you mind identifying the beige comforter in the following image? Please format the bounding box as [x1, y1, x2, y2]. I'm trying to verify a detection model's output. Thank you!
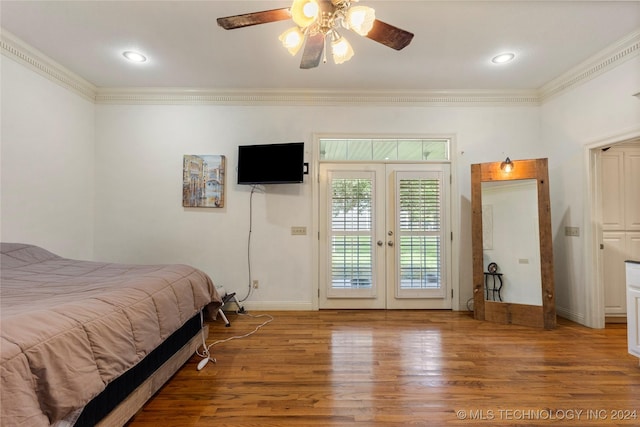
[0, 243, 221, 426]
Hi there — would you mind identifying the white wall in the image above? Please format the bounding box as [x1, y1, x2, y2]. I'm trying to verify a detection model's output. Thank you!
[541, 56, 640, 325]
[6, 46, 637, 321]
[0, 56, 95, 258]
[94, 103, 541, 309]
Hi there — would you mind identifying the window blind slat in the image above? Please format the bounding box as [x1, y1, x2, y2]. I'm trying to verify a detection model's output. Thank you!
[399, 179, 441, 231]
[330, 177, 374, 289]
[398, 178, 442, 290]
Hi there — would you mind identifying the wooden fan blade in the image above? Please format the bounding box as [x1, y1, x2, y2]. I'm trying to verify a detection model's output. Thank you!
[366, 19, 414, 50]
[300, 33, 325, 69]
[217, 8, 291, 30]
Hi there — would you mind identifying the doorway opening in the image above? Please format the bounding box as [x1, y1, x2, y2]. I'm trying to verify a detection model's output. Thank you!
[587, 134, 640, 328]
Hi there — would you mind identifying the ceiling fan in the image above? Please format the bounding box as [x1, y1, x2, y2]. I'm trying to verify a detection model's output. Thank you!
[217, 0, 414, 69]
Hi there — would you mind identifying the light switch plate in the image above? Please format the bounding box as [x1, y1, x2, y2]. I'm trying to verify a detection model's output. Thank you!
[565, 226, 580, 237]
[291, 226, 307, 235]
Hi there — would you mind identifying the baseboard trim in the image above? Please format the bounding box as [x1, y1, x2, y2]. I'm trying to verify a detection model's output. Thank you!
[231, 301, 315, 312]
[556, 306, 587, 326]
[605, 315, 627, 324]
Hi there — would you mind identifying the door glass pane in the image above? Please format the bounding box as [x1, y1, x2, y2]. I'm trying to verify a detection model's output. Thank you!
[398, 178, 442, 290]
[420, 140, 449, 161]
[397, 140, 424, 160]
[331, 236, 373, 289]
[320, 138, 450, 161]
[331, 178, 372, 231]
[330, 177, 373, 289]
[399, 236, 440, 289]
[372, 139, 398, 160]
[346, 140, 372, 160]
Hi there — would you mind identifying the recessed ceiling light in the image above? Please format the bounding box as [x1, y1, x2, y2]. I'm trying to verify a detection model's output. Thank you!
[491, 52, 515, 64]
[122, 51, 147, 63]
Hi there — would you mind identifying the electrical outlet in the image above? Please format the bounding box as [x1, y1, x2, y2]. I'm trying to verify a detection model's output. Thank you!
[291, 226, 307, 235]
[565, 226, 580, 237]
[252, 280, 259, 289]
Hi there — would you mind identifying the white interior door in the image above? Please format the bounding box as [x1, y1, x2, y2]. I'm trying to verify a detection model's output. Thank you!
[319, 163, 451, 309]
[599, 144, 640, 318]
[603, 231, 628, 315]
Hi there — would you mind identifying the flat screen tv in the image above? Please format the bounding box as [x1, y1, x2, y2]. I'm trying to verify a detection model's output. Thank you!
[237, 142, 305, 184]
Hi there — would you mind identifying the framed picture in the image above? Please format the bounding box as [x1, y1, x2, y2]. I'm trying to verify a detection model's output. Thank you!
[183, 155, 225, 208]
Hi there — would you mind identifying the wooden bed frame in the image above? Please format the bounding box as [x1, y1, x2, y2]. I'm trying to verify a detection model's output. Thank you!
[96, 325, 208, 426]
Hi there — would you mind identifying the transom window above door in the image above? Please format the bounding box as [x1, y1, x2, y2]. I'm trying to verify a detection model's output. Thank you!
[319, 138, 450, 162]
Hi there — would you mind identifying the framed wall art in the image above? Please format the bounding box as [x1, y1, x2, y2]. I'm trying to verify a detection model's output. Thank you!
[182, 155, 225, 208]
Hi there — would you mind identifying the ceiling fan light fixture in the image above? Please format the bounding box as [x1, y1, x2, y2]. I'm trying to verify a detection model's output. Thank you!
[345, 5, 375, 35]
[291, 0, 319, 28]
[279, 27, 305, 55]
[217, 1, 413, 69]
[331, 33, 354, 64]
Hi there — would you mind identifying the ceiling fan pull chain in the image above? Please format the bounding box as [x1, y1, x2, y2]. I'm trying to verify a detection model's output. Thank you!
[323, 34, 328, 63]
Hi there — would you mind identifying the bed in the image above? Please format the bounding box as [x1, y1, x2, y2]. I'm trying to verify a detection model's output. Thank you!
[0, 243, 222, 426]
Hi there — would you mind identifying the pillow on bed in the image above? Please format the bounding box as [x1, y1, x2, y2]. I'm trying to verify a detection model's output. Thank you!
[1, 243, 61, 268]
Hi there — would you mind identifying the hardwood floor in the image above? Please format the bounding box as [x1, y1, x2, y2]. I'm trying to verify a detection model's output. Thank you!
[127, 311, 640, 426]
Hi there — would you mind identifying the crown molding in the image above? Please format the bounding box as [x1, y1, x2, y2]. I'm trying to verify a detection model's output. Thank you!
[93, 87, 540, 106]
[2, 27, 638, 107]
[539, 29, 640, 102]
[1, 29, 96, 102]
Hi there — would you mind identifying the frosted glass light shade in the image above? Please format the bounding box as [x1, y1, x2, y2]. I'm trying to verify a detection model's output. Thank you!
[291, 0, 319, 28]
[331, 36, 354, 64]
[345, 6, 375, 35]
[279, 27, 305, 56]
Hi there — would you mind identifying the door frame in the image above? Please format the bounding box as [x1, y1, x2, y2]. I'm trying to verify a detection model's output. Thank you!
[310, 133, 460, 311]
[585, 128, 640, 328]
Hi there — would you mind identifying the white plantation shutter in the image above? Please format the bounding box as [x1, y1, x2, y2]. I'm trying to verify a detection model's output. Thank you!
[319, 160, 451, 309]
[327, 172, 377, 297]
[395, 171, 446, 298]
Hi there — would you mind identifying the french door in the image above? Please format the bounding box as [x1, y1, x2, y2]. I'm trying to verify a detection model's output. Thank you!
[319, 163, 451, 309]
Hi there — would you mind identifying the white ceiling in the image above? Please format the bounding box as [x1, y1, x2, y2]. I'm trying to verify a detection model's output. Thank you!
[1, 0, 639, 92]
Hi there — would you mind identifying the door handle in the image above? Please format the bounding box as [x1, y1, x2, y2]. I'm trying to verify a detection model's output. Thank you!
[388, 240, 394, 247]
[377, 240, 384, 246]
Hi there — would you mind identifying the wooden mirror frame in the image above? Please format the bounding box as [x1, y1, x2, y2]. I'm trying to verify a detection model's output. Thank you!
[471, 158, 556, 329]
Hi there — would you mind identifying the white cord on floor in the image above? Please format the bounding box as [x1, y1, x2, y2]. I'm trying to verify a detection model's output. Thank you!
[195, 311, 274, 370]
[196, 310, 217, 370]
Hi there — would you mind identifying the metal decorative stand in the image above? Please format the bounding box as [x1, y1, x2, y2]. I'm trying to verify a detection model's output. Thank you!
[484, 272, 503, 301]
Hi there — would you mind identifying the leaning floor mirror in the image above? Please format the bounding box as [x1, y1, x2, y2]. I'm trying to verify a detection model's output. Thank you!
[471, 158, 556, 329]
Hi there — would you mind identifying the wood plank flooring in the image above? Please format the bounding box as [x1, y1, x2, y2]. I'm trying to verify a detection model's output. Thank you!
[126, 311, 640, 426]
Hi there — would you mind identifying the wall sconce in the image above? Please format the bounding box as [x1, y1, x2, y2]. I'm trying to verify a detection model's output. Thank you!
[500, 157, 514, 173]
